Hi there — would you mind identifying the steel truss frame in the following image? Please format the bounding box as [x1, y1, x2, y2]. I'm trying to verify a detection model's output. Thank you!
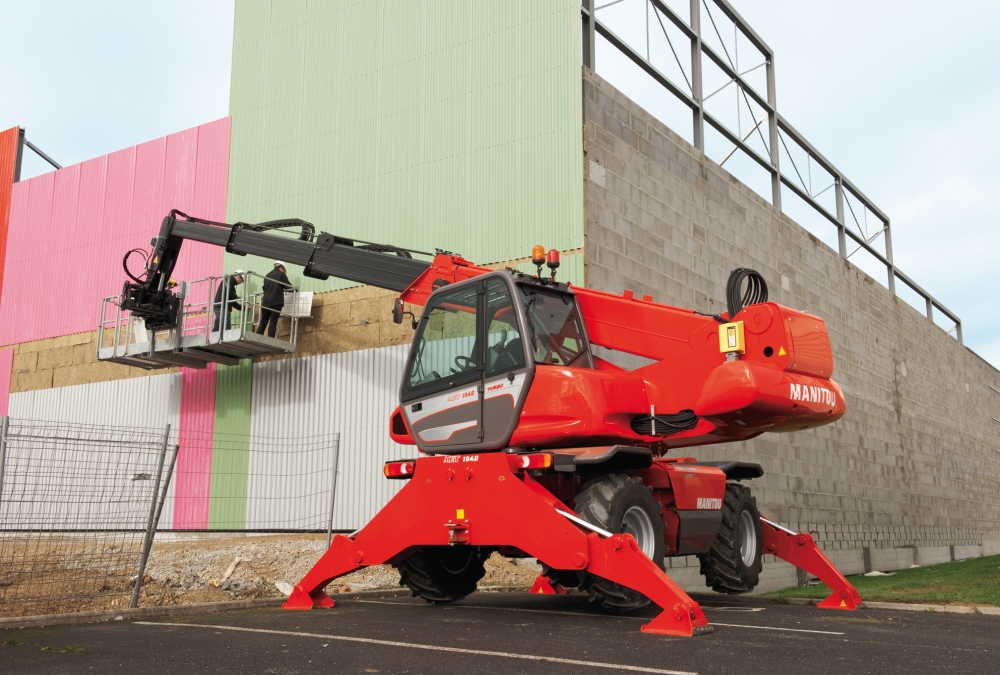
[581, 0, 962, 343]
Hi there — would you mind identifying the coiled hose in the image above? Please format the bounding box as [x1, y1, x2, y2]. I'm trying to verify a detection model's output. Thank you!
[726, 268, 768, 318]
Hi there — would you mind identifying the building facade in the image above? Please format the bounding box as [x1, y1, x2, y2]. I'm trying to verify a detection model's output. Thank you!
[0, 1, 997, 590]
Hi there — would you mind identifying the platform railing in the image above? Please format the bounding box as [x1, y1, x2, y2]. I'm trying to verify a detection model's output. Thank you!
[96, 272, 305, 367]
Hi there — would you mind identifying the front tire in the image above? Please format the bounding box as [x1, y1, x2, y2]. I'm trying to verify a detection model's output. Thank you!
[572, 474, 666, 610]
[394, 546, 488, 604]
[697, 483, 762, 594]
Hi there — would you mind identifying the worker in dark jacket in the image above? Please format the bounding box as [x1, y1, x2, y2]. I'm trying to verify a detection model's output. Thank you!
[256, 261, 290, 338]
[212, 271, 245, 332]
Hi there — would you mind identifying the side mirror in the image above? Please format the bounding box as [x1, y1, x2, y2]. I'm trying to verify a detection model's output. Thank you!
[392, 298, 404, 324]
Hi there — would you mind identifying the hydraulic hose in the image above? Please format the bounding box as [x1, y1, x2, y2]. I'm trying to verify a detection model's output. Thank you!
[726, 268, 768, 318]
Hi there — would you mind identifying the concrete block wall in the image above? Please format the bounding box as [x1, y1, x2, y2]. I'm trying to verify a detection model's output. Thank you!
[582, 67, 1000, 573]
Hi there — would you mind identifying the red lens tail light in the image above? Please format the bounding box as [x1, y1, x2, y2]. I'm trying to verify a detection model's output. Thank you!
[383, 460, 415, 479]
[517, 453, 553, 470]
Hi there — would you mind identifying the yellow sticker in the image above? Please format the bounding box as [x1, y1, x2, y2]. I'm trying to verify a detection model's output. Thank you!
[778, 346, 787, 356]
[840, 600, 847, 607]
[456, 509, 465, 519]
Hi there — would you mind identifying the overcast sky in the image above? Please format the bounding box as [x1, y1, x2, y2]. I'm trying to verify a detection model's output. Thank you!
[2, 1, 997, 367]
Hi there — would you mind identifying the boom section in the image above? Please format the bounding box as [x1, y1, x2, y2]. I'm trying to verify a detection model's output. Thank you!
[148, 211, 432, 294]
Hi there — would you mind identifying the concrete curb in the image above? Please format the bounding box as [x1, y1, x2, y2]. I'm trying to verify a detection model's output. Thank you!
[0, 588, 412, 630]
[782, 597, 1000, 615]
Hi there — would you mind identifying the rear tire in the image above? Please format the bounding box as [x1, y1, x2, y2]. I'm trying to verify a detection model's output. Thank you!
[572, 474, 666, 610]
[697, 483, 762, 594]
[394, 546, 488, 604]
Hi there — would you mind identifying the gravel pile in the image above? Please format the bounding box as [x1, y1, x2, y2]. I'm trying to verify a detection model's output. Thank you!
[141, 535, 540, 605]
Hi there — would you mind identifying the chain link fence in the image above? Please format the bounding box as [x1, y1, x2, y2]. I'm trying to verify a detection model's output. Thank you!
[0, 417, 342, 619]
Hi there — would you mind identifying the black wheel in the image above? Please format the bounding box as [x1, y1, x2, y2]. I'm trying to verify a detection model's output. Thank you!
[540, 565, 584, 590]
[697, 483, 762, 594]
[394, 546, 488, 604]
[573, 474, 666, 610]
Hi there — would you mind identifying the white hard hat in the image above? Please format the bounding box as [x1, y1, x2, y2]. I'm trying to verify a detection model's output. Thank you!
[274, 260, 286, 268]
[232, 270, 246, 276]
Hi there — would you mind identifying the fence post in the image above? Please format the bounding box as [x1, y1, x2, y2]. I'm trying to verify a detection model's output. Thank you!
[326, 433, 341, 549]
[151, 445, 180, 533]
[130, 424, 171, 609]
[0, 416, 8, 509]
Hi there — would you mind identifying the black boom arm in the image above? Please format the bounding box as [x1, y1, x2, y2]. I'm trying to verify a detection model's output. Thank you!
[123, 210, 432, 328]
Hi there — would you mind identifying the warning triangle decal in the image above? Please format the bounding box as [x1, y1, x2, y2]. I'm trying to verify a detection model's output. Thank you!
[778, 346, 787, 356]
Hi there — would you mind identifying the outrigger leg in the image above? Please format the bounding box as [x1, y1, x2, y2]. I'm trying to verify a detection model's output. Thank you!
[760, 516, 864, 610]
[283, 453, 710, 636]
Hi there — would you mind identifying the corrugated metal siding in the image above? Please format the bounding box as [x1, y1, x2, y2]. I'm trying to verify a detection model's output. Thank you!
[225, 0, 584, 289]
[209, 360, 253, 528]
[0, 127, 17, 304]
[0, 348, 12, 415]
[0, 118, 231, 346]
[5, 373, 183, 529]
[174, 364, 218, 529]
[250, 344, 411, 530]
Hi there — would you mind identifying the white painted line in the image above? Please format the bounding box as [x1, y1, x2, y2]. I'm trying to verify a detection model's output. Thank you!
[359, 599, 608, 620]
[136, 622, 697, 675]
[357, 600, 843, 634]
[711, 622, 843, 636]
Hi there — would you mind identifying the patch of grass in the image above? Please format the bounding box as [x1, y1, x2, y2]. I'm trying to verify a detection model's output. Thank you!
[41, 646, 54, 651]
[768, 553, 1000, 606]
[5, 638, 26, 646]
[62, 644, 84, 653]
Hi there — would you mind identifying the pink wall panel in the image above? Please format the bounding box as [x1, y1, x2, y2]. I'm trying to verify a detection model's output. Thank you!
[0, 348, 12, 416]
[173, 363, 217, 529]
[0, 118, 231, 347]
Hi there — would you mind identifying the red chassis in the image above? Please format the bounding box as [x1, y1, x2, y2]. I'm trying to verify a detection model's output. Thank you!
[283, 251, 862, 635]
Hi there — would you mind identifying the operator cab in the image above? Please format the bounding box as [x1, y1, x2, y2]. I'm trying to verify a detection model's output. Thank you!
[400, 270, 592, 454]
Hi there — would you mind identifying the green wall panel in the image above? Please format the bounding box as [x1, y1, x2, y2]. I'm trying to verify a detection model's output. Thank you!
[227, 0, 584, 291]
[209, 360, 253, 529]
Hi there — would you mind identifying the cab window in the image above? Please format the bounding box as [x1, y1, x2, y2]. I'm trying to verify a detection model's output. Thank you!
[485, 279, 525, 376]
[519, 287, 591, 368]
[403, 284, 479, 398]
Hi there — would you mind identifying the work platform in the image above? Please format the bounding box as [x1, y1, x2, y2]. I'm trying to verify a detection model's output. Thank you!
[97, 273, 311, 369]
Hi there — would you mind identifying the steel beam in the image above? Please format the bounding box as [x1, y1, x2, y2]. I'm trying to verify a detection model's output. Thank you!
[834, 179, 847, 257]
[690, 0, 704, 151]
[582, 0, 596, 70]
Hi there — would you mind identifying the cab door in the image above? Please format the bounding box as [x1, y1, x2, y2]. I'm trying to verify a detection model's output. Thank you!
[480, 277, 532, 449]
[400, 281, 483, 452]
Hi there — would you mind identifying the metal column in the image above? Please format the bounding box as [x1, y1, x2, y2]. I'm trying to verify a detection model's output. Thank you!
[835, 179, 848, 258]
[883, 221, 896, 294]
[130, 424, 171, 609]
[0, 416, 8, 510]
[582, 0, 596, 70]
[689, 0, 704, 152]
[14, 129, 24, 183]
[765, 56, 781, 210]
[326, 434, 342, 548]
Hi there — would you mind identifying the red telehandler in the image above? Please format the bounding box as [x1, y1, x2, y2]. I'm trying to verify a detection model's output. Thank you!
[118, 211, 863, 636]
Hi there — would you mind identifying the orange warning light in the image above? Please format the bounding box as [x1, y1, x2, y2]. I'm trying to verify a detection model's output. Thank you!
[531, 245, 546, 266]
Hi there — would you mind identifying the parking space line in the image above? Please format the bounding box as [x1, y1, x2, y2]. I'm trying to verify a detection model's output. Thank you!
[710, 623, 844, 636]
[356, 600, 844, 635]
[135, 622, 698, 675]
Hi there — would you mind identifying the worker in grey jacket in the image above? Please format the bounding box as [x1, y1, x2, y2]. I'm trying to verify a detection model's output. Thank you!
[256, 261, 290, 337]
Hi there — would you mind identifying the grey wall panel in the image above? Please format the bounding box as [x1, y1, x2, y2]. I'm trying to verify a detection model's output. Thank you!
[250, 345, 411, 530]
[5, 374, 182, 530]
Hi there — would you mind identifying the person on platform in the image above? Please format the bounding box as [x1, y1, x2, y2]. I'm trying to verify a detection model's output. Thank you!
[256, 261, 290, 338]
[212, 271, 245, 332]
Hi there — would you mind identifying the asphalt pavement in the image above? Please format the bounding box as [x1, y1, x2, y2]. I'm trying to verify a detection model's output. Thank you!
[3, 591, 997, 674]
